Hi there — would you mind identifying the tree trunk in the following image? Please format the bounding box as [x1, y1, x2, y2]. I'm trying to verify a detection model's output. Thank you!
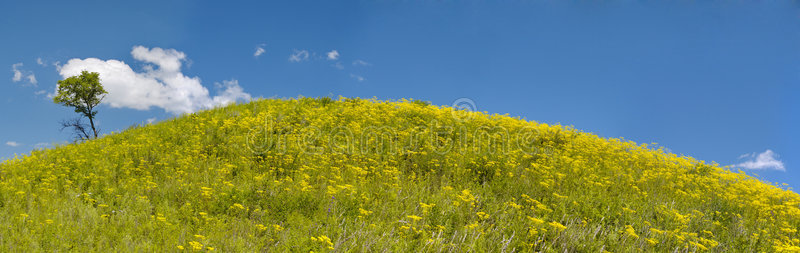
[86, 103, 98, 139]
[88, 114, 98, 138]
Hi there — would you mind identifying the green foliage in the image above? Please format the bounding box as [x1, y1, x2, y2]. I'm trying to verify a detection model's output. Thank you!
[53, 71, 107, 139]
[53, 71, 106, 118]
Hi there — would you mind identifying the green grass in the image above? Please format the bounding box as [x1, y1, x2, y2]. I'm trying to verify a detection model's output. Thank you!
[0, 97, 798, 252]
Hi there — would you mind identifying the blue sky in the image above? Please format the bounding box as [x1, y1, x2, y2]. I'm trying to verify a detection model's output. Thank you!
[1, 1, 797, 188]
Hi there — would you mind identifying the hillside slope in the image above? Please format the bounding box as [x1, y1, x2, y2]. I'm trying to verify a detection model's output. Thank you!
[1, 97, 798, 252]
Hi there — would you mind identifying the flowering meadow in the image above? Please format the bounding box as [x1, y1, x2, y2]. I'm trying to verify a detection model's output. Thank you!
[1, 97, 798, 252]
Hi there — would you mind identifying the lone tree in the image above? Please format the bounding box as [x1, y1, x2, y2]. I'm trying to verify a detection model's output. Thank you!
[53, 71, 107, 140]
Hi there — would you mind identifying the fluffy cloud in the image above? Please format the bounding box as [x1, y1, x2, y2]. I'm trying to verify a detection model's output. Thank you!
[11, 63, 37, 86]
[254, 44, 266, 57]
[131, 46, 185, 72]
[58, 46, 251, 114]
[212, 79, 252, 106]
[735, 150, 786, 171]
[326, 50, 339, 60]
[11, 63, 22, 82]
[5, 141, 20, 147]
[289, 50, 309, 62]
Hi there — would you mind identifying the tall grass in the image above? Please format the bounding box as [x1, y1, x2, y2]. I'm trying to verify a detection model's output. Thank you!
[0, 97, 798, 252]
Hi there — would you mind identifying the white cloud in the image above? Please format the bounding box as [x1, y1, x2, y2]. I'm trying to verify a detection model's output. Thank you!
[27, 74, 37, 85]
[34, 90, 47, 95]
[350, 74, 365, 82]
[5, 141, 20, 147]
[352, 60, 371, 66]
[36, 57, 45, 66]
[146, 118, 157, 124]
[212, 79, 252, 106]
[58, 45, 252, 114]
[11, 63, 36, 86]
[254, 44, 266, 57]
[734, 149, 786, 171]
[130, 46, 186, 73]
[289, 50, 310, 62]
[332, 62, 344, 70]
[327, 50, 339, 60]
[11, 63, 22, 82]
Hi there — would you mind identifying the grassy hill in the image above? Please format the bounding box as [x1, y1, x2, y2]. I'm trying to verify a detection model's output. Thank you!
[1, 97, 798, 252]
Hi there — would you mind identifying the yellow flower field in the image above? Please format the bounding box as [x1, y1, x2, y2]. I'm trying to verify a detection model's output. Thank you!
[0, 97, 798, 251]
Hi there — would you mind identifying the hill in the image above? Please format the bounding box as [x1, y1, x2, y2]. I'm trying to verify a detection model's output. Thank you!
[1, 97, 798, 252]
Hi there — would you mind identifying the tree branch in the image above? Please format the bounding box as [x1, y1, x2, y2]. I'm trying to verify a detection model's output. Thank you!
[60, 117, 91, 141]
